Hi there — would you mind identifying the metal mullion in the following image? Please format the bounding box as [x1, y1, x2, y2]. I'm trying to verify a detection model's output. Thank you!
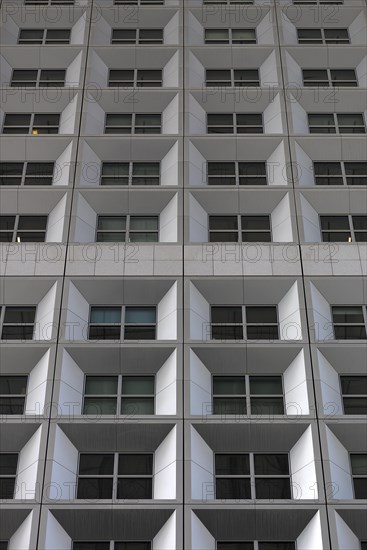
[245, 375, 251, 416]
[121, 305, 126, 341]
[13, 215, 20, 242]
[249, 453, 255, 499]
[341, 162, 347, 186]
[126, 216, 131, 244]
[362, 307, 367, 333]
[243, 306, 247, 339]
[117, 375, 123, 416]
[112, 452, 119, 500]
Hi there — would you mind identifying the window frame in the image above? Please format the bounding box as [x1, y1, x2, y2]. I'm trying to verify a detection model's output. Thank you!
[332, 305, 367, 340]
[207, 161, 267, 186]
[350, 453, 367, 500]
[0, 375, 28, 415]
[0, 162, 55, 186]
[18, 28, 71, 45]
[88, 306, 157, 341]
[2, 113, 60, 135]
[104, 113, 162, 135]
[100, 162, 160, 186]
[205, 69, 260, 88]
[208, 214, 272, 243]
[210, 305, 280, 341]
[11, 68, 66, 88]
[0, 214, 48, 243]
[320, 214, 367, 242]
[313, 161, 367, 187]
[207, 113, 264, 134]
[340, 375, 367, 415]
[204, 28, 257, 45]
[111, 28, 164, 45]
[308, 113, 366, 134]
[0, 453, 18, 500]
[302, 68, 358, 87]
[0, 306, 37, 341]
[297, 27, 350, 45]
[108, 69, 163, 88]
[96, 215, 159, 243]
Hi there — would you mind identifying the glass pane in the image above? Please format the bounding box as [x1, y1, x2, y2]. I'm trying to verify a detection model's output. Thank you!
[46, 30, 70, 41]
[334, 326, 367, 339]
[308, 114, 334, 126]
[246, 307, 277, 324]
[337, 114, 364, 126]
[120, 398, 154, 415]
[77, 478, 113, 499]
[343, 398, 367, 415]
[135, 114, 161, 127]
[4, 115, 31, 126]
[320, 216, 349, 230]
[217, 544, 253, 550]
[207, 70, 231, 81]
[209, 216, 238, 230]
[250, 397, 284, 415]
[241, 216, 270, 230]
[106, 114, 132, 126]
[0, 397, 25, 414]
[258, 544, 295, 550]
[12, 70, 37, 81]
[3, 307, 36, 323]
[212, 325, 244, 340]
[353, 216, 367, 230]
[254, 454, 289, 475]
[90, 307, 121, 324]
[239, 162, 266, 176]
[125, 307, 156, 324]
[97, 233, 126, 243]
[341, 376, 367, 395]
[0, 478, 15, 499]
[345, 162, 367, 175]
[118, 454, 153, 475]
[73, 543, 110, 550]
[351, 454, 367, 475]
[324, 29, 349, 39]
[255, 478, 291, 499]
[332, 306, 364, 323]
[353, 478, 367, 499]
[26, 162, 54, 175]
[232, 29, 256, 40]
[102, 163, 129, 176]
[0, 454, 18, 475]
[17, 216, 47, 230]
[314, 162, 342, 176]
[97, 217, 126, 230]
[85, 376, 118, 395]
[133, 163, 159, 176]
[0, 216, 15, 230]
[1, 326, 34, 340]
[115, 544, 151, 550]
[124, 326, 156, 339]
[211, 307, 242, 323]
[0, 376, 27, 395]
[19, 30, 43, 40]
[303, 70, 328, 82]
[139, 30, 163, 40]
[83, 398, 117, 415]
[205, 29, 229, 40]
[130, 217, 158, 230]
[208, 114, 233, 126]
[89, 326, 121, 340]
[213, 398, 246, 416]
[0, 163, 23, 176]
[215, 454, 249, 475]
[213, 376, 246, 395]
[216, 478, 251, 499]
[122, 377, 154, 395]
[250, 376, 282, 395]
[117, 478, 152, 499]
[79, 454, 114, 475]
[208, 163, 235, 176]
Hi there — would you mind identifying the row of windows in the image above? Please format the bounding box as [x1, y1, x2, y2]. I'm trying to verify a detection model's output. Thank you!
[21, 0, 349, 5]
[1, 374, 367, 416]
[1, 451, 366, 500]
[0, 305, 366, 341]
[3, 113, 366, 135]
[1, 161, 366, 187]
[1, 214, 366, 244]
[14, 28, 353, 46]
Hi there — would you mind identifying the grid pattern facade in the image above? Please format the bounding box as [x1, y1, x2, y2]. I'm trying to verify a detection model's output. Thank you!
[0, 0, 366, 548]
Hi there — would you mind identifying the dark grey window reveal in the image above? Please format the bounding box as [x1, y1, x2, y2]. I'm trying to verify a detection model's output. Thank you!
[215, 453, 291, 500]
[314, 162, 367, 186]
[211, 306, 279, 340]
[0, 306, 37, 340]
[77, 453, 153, 500]
[0, 162, 54, 186]
[88, 306, 157, 341]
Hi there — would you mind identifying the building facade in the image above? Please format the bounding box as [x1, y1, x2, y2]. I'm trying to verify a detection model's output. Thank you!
[0, 0, 367, 548]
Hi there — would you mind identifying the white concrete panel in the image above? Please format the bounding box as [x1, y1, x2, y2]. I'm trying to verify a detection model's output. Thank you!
[349, 12, 367, 45]
[188, 52, 205, 89]
[296, 512, 324, 550]
[309, 283, 333, 341]
[285, 51, 303, 88]
[257, 13, 275, 45]
[191, 426, 214, 501]
[25, 350, 50, 416]
[290, 100, 308, 134]
[153, 512, 176, 550]
[43, 511, 72, 550]
[154, 426, 176, 499]
[325, 426, 354, 500]
[87, 51, 109, 90]
[0, 55, 12, 87]
[190, 349, 211, 416]
[281, 14, 298, 45]
[189, 194, 208, 243]
[49, 426, 78, 500]
[83, 101, 106, 136]
[15, 426, 42, 500]
[271, 193, 293, 242]
[92, 16, 111, 45]
[260, 51, 279, 87]
[64, 282, 90, 341]
[55, 143, 73, 186]
[284, 349, 310, 416]
[163, 52, 179, 88]
[79, 142, 101, 187]
[190, 282, 210, 341]
[160, 194, 178, 242]
[356, 56, 367, 87]
[59, 95, 78, 135]
[8, 511, 33, 550]
[264, 94, 283, 134]
[73, 194, 97, 243]
[294, 142, 314, 186]
[187, 13, 204, 45]
[47, 195, 67, 242]
[0, 15, 19, 45]
[34, 283, 57, 341]
[267, 141, 288, 186]
[157, 282, 177, 340]
[334, 511, 360, 550]
[317, 350, 343, 417]
[300, 195, 321, 243]
[66, 52, 82, 87]
[188, 142, 206, 186]
[71, 15, 86, 45]
[188, 95, 206, 135]
[278, 281, 302, 341]
[58, 349, 84, 416]
[162, 94, 179, 134]
[164, 13, 179, 45]
[161, 142, 179, 186]
[156, 350, 177, 415]
[191, 512, 216, 550]
[290, 426, 317, 500]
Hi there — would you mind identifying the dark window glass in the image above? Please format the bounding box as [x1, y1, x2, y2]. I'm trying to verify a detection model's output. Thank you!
[0, 376, 27, 415]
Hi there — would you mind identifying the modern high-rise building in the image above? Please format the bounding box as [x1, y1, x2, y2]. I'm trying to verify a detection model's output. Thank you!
[0, 0, 366, 548]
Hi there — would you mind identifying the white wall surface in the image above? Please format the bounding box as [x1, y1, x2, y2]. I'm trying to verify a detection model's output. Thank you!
[191, 512, 215, 550]
[283, 349, 310, 415]
[160, 194, 178, 242]
[25, 350, 50, 416]
[296, 512, 324, 550]
[278, 281, 302, 340]
[47, 195, 67, 242]
[153, 512, 176, 550]
[325, 427, 354, 500]
[49, 426, 78, 500]
[317, 350, 343, 416]
[64, 282, 90, 341]
[58, 350, 84, 416]
[34, 283, 57, 341]
[191, 427, 214, 501]
[15, 426, 42, 500]
[309, 283, 333, 341]
[43, 512, 72, 550]
[154, 426, 176, 499]
[190, 350, 211, 416]
[290, 426, 318, 500]
[8, 512, 34, 550]
[156, 350, 177, 415]
[157, 282, 177, 340]
[189, 283, 210, 340]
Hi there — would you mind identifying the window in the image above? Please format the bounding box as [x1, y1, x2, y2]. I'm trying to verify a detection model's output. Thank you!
[332, 306, 367, 340]
[340, 376, 367, 415]
[0, 307, 36, 340]
[209, 216, 271, 242]
[0, 376, 27, 415]
[2, 114, 60, 135]
[207, 114, 263, 134]
[96, 216, 159, 243]
[73, 543, 151, 550]
[0, 162, 54, 186]
[0, 215, 47, 242]
[294, 0, 343, 4]
[11, 69, 66, 88]
[104, 114, 161, 134]
[297, 28, 349, 45]
[108, 70, 162, 87]
[205, 29, 256, 44]
[211, 306, 279, 340]
[320, 215, 367, 242]
[204, 0, 253, 4]
[88, 307, 157, 341]
[206, 70, 260, 87]
[303, 69, 357, 87]
[213, 375, 284, 415]
[215, 453, 291, 500]
[83, 375, 155, 415]
[208, 162, 267, 186]
[18, 29, 70, 44]
[350, 454, 367, 499]
[314, 162, 367, 186]
[100, 163, 160, 186]
[115, 0, 163, 4]
[0, 454, 18, 499]
[217, 544, 295, 550]
[0, 543, 8, 550]
[77, 453, 153, 500]
[111, 29, 163, 44]
[25, 0, 74, 4]
[308, 114, 366, 134]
